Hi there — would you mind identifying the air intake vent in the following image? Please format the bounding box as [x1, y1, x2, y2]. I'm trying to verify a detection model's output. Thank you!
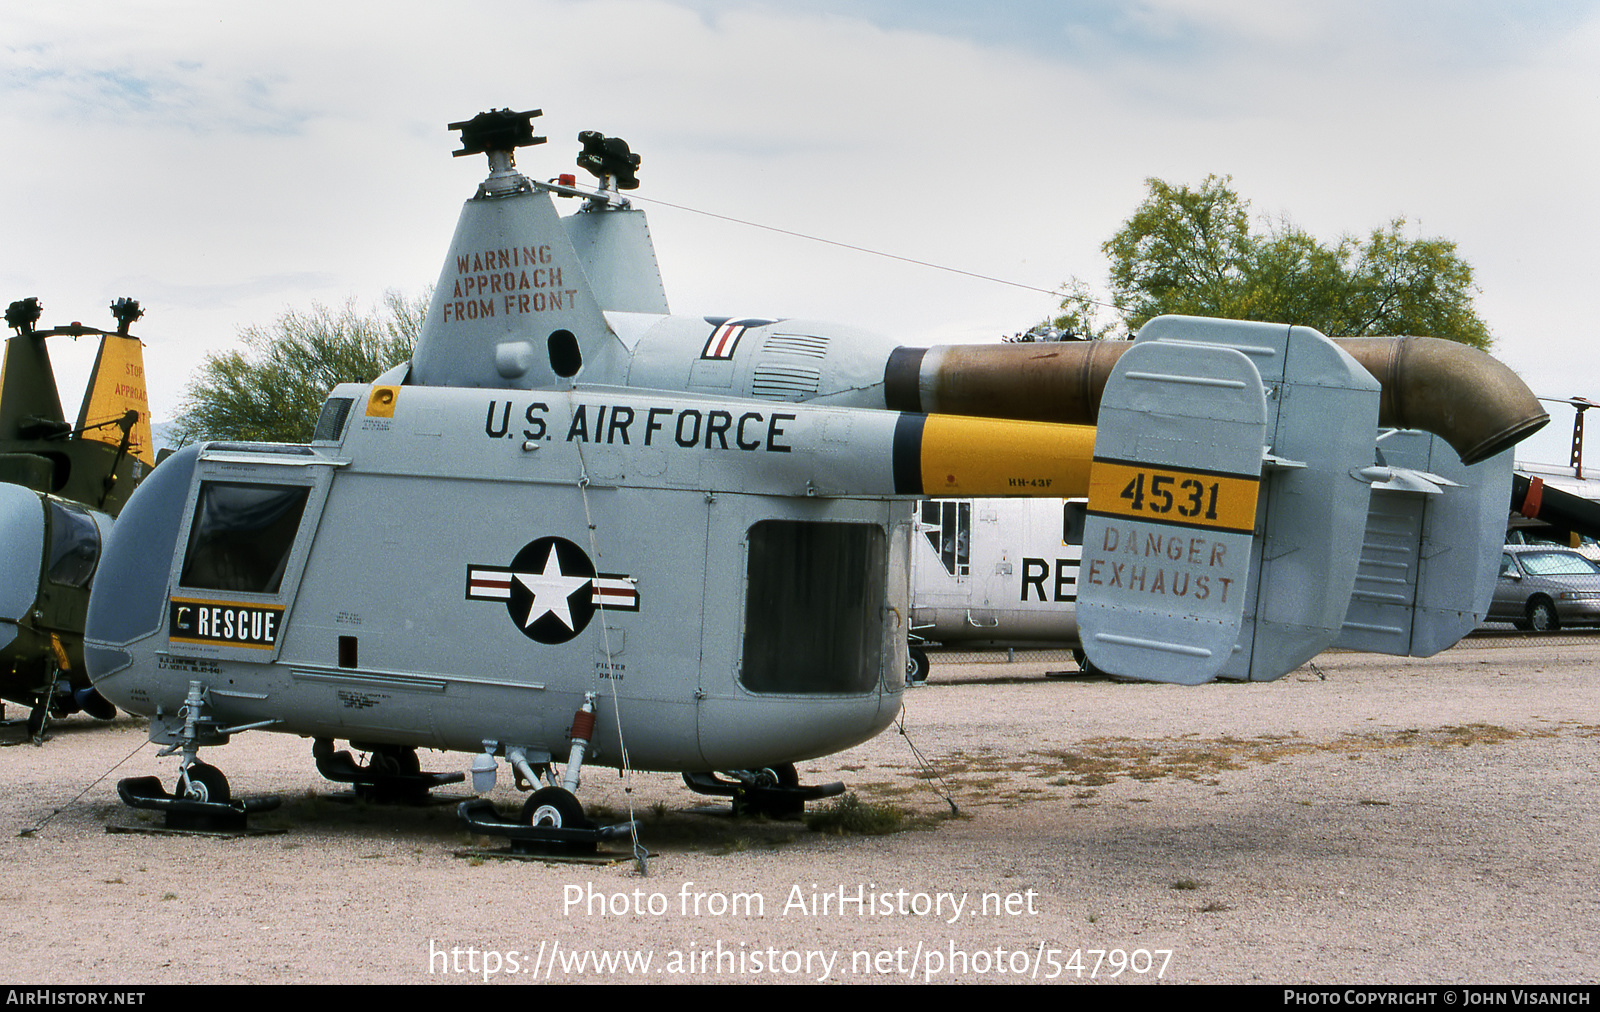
[752, 365, 822, 401]
[762, 333, 830, 358]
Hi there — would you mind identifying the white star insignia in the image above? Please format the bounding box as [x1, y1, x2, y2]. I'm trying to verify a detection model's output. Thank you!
[513, 546, 593, 630]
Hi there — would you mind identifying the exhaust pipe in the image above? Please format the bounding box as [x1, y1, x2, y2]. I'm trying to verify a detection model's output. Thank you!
[883, 334, 1546, 465]
[1336, 338, 1547, 466]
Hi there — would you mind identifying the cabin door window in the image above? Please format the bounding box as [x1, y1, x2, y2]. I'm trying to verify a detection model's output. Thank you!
[741, 520, 885, 694]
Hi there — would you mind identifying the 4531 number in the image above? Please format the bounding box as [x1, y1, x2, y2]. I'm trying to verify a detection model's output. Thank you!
[1119, 472, 1220, 520]
[1088, 459, 1258, 533]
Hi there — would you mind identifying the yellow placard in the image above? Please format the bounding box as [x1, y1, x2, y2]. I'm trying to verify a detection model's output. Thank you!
[1087, 459, 1258, 534]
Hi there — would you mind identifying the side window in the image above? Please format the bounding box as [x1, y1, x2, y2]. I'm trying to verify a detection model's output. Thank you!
[742, 520, 885, 694]
[179, 482, 310, 594]
[1063, 500, 1087, 547]
[919, 501, 970, 577]
[313, 396, 355, 443]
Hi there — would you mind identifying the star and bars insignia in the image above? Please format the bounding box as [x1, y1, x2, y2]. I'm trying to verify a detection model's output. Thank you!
[466, 536, 638, 645]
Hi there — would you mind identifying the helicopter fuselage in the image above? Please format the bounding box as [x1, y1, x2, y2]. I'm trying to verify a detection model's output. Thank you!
[86, 375, 932, 772]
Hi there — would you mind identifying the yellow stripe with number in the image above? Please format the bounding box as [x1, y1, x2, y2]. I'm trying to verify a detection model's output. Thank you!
[919, 415, 1097, 497]
[1087, 459, 1258, 534]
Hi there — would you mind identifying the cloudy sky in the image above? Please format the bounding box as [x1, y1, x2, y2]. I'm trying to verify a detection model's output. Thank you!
[3, 0, 1597, 464]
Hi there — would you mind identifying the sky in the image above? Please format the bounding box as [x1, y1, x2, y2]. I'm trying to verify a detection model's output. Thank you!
[3, 0, 1598, 465]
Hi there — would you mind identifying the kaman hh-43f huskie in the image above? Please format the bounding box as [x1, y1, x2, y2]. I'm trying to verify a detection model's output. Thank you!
[82, 108, 1547, 842]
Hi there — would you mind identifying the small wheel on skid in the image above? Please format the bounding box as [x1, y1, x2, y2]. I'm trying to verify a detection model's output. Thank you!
[751, 764, 799, 790]
[75, 688, 118, 721]
[1069, 648, 1107, 678]
[905, 648, 929, 686]
[734, 763, 801, 818]
[367, 745, 421, 777]
[26, 704, 48, 741]
[179, 762, 230, 804]
[521, 786, 588, 829]
[1527, 597, 1560, 633]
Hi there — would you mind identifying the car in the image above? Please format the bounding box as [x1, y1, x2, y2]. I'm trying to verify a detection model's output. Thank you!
[1505, 526, 1600, 562]
[1488, 545, 1600, 632]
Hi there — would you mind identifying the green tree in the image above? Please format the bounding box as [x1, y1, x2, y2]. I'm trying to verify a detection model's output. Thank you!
[174, 290, 428, 444]
[1054, 176, 1492, 349]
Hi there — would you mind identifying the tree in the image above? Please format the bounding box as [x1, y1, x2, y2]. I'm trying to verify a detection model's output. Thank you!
[1053, 176, 1492, 349]
[174, 290, 429, 445]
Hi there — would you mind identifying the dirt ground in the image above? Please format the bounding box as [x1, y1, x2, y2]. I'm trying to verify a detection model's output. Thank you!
[2, 631, 1596, 985]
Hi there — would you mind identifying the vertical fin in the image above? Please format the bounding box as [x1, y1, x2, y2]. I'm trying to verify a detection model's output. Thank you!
[75, 333, 154, 467]
[0, 333, 67, 440]
[1077, 340, 1268, 684]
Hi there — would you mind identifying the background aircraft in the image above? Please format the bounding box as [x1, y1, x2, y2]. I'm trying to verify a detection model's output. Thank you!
[1, 297, 154, 737]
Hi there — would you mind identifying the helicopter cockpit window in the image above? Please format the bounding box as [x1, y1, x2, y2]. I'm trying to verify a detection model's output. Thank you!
[313, 397, 354, 442]
[179, 482, 310, 595]
[46, 501, 100, 588]
[742, 520, 885, 695]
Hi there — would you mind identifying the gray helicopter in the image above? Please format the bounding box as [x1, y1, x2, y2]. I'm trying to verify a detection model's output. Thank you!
[82, 109, 1545, 840]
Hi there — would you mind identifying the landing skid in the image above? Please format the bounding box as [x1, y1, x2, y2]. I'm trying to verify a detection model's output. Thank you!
[117, 775, 281, 832]
[116, 681, 276, 829]
[457, 798, 635, 856]
[312, 740, 464, 804]
[682, 765, 845, 819]
[5, 683, 117, 744]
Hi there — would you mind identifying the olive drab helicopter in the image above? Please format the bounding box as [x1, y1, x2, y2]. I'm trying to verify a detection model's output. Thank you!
[1, 296, 154, 739]
[83, 108, 1547, 843]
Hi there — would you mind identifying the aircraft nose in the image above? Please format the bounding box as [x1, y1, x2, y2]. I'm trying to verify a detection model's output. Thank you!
[0, 483, 46, 648]
[85, 444, 200, 689]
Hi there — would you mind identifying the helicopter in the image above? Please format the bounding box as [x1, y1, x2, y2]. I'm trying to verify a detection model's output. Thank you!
[905, 496, 1086, 680]
[82, 108, 1546, 840]
[1, 296, 154, 738]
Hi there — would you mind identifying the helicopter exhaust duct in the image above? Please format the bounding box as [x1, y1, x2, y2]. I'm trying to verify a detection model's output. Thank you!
[883, 331, 1546, 467]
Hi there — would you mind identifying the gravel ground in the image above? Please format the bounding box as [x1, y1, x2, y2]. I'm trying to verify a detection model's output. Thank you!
[2, 631, 1596, 985]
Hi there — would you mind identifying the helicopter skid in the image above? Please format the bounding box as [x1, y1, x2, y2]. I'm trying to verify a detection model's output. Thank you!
[457, 798, 634, 855]
[116, 775, 281, 832]
[313, 748, 465, 804]
[682, 770, 845, 819]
